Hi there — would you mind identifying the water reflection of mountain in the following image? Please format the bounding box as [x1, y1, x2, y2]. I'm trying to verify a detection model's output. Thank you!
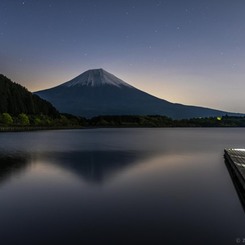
[42, 150, 154, 184]
[0, 154, 29, 184]
[0, 150, 155, 186]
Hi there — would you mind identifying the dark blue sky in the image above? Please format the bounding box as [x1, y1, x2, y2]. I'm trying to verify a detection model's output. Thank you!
[1, 0, 245, 112]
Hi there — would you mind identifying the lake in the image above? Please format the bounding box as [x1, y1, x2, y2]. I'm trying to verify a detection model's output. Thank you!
[0, 128, 245, 245]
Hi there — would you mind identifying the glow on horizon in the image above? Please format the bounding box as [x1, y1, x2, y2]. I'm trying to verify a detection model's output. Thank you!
[21, 66, 245, 114]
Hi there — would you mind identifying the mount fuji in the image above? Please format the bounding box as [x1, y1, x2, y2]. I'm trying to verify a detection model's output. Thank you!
[35, 69, 241, 119]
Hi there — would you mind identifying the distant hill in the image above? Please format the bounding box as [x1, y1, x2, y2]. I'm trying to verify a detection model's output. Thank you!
[0, 74, 59, 116]
[35, 69, 243, 119]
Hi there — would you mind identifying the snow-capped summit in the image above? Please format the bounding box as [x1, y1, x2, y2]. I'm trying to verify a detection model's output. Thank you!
[62, 69, 132, 88]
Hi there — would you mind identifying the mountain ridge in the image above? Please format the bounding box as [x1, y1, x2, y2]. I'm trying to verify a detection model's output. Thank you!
[35, 69, 243, 119]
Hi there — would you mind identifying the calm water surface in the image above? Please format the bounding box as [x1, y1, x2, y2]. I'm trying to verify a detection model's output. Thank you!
[0, 128, 245, 245]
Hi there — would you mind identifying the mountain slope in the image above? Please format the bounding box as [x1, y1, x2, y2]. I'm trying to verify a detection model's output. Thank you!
[35, 69, 242, 119]
[0, 74, 59, 116]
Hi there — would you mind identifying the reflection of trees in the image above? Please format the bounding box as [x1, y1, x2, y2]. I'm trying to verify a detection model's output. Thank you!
[0, 154, 30, 184]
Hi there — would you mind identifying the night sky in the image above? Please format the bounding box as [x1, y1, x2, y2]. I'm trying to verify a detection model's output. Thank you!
[1, 0, 245, 113]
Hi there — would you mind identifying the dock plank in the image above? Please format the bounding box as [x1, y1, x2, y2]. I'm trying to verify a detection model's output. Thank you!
[225, 149, 245, 182]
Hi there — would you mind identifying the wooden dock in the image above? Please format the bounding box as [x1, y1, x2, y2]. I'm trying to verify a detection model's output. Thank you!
[224, 149, 245, 210]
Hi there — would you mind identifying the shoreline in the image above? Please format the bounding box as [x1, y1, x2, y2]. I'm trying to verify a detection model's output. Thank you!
[1, 125, 245, 132]
[0, 126, 85, 132]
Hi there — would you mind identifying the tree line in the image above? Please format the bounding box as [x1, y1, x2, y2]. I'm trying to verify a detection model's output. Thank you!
[2, 114, 245, 128]
[0, 113, 86, 127]
[89, 115, 245, 127]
